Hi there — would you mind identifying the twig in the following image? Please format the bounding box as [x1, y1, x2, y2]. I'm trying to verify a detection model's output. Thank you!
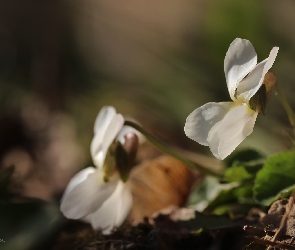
[247, 236, 295, 250]
[267, 190, 295, 249]
[124, 120, 222, 177]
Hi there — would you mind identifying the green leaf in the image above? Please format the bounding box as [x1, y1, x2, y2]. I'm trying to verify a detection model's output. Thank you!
[0, 201, 63, 250]
[187, 176, 239, 212]
[254, 151, 295, 206]
[275, 184, 295, 200]
[223, 161, 264, 183]
[189, 175, 256, 216]
[223, 149, 264, 183]
[205, 184, 255, 215]
[224, 166, 253, 182]
[224, 149, 265, 168]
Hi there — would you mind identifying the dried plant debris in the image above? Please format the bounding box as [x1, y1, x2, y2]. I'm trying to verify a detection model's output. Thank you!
[54, 218, 213, 250]
[53, 200, 295, 250]
[244, 198, 295, 249]
[54, 208, 253, 250]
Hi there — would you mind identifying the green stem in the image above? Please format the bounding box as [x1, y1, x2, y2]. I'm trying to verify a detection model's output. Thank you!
[275, 84, 295, 127]
[124, 121, 222, 178]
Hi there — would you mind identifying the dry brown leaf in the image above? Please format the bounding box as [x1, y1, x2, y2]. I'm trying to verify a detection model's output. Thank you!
[128, 155, 202, 224]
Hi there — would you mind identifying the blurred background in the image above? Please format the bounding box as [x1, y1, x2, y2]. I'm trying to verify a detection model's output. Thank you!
[0, 0, 294, 249]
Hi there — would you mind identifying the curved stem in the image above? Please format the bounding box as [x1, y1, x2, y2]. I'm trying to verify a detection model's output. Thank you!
[275, 84, 295, 127]
[124, 121, 222, 178]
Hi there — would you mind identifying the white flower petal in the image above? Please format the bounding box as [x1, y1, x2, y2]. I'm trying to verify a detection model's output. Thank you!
[99, 114, 124, 161]
[218, 107, 257, 159]
[206, 120, 221, 159]
[237, 47, 279, 101]
[208, 104, 258, 160]
[90, 134, 105, 168]
[90, 107, 117, 164]
[224, 38, 257, 100]
[89, 181, 132, 234]
[93, 106, 117, 134]
[184, 102, 233, 146]
[91, 114, 124, 168]
[60, 170, 119, 219]
[61, 167, 96, 199]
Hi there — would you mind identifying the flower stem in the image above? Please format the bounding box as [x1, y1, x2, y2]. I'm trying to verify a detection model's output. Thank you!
[275, 84, 295, 127]
[124, 121, 222, 178]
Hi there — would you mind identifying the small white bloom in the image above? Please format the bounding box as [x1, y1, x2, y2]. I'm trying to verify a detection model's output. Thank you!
[60, 106, 137, 234]
[184, 38, 279, 160]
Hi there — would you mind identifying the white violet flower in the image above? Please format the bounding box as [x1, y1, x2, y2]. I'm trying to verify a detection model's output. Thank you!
[184, 38, 279, 160]
[60, 106, 139, 234]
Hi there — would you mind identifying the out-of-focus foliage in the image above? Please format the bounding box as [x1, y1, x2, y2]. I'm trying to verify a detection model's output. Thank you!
[188, 149, 265, 216]
[0, 201, 63, 250]
[188, 148, 295, 222]
[0, 0, 294, 154]
[254, 151, 295, 206]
